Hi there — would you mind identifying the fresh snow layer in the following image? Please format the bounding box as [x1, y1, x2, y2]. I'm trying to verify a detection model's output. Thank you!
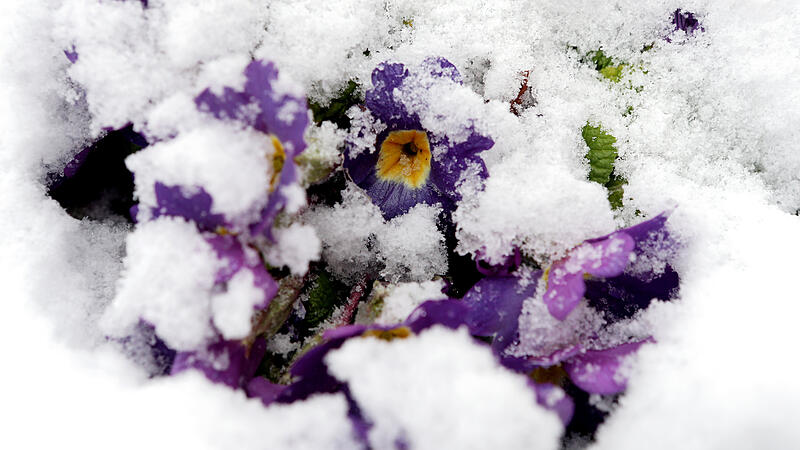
[326, 326, 563, 449]
[2, 0, 800, 448]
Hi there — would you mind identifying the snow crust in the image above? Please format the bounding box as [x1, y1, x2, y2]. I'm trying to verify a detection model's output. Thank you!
[373, 279, 449, 325]
[326, 326, 562, 449]
[3, 0, 800, 448]
[304, 186, 446, 283]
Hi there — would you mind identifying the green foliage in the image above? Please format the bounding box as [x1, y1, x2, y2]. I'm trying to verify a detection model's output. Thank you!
[605, 173, 627, 210]
[582, 123, 627, 209]
[588, 49, 615, 71]
[308, 80, 362, 129]
[599, 65, 625, 82]
[582, 123, 618, 185]
[587, 49, 626, 82]
[304, 270, 348, 327]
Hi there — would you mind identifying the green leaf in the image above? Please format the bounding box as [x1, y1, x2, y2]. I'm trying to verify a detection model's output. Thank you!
[304, 270, 347, 327]
[588, 49, 615, 71]
[582, 123, 618, 185]
[308, 80, 362, 129]
[582, 123, 627, 209]
[586, 49, 626, 83]
[599, 64, 625, 82]
[605, 173, 627, 210]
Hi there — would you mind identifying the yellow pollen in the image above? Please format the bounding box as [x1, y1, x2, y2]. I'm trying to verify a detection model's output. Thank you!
[269, 136, 286, 192]
[376, 130, 432, 189]
[361, 326, 413, 341]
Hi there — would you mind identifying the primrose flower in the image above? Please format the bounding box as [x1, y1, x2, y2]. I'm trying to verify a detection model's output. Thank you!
[345, 58, 494, 219]
[463, 271, 655, 395]
[172, 338, 267, 389]
[543, 212, 679, 321]
[136, 59, 309, 237]
[266, 299, 572, 428]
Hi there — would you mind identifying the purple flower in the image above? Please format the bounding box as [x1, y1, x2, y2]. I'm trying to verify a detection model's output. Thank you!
[561, 339, 651, 395]
[475, 247, 522, 276]
[345, 58, 494, 219]
[268, 298, 572, 432]
[146, 182, 227, 232]
[543, 212, 679, 321]
[190, 59, 309, 237]
[172, 338, 267, 389]
[464, 272, 653, 395]
[276, 299, 472, 404]
[205, 233, 277, 305]
[666, 9, 704, 42]
[462, 214, 680, 394]
[672, 9, 702, 35]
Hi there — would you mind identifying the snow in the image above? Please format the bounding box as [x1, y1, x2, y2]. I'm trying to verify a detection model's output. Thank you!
[326, 326, 563, 449]
[3, 0, 800, 448]
[373, 279, 449, 325]
[264, 223, 321, 276]
[126, 123, 272, 224]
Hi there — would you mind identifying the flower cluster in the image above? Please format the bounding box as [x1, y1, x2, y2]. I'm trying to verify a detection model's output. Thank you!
[72, 31, 686, 443]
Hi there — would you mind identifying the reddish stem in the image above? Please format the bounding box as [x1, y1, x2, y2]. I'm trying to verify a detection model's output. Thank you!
[339, 275, 369, 326]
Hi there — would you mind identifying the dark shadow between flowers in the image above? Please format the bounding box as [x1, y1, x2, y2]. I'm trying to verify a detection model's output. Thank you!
[47, 125, 146, 222]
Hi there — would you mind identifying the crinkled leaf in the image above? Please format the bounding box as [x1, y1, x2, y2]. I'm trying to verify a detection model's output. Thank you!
[582, 123, 627, 209]
[583, 123, 618, 185]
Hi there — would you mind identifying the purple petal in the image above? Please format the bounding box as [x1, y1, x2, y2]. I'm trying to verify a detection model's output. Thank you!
[205, 234, 277, 309]
[563, 340, 650, 395]
[420, 56, 463, 83]
[585, 267, 679, 321]
[404, 299, 470, 333]
[672, 9, 703, 35]
[195, 87, 253, 124]
[543, 270, 586, 321]
[526, 344, 585, 368]
[544, 224, 645, 321]
[243, 60, 309, 156]
[365, 62, 418, 130]
[64, 46, 79, 64]
[246, 377, 286, 406]
[152, 182, 227, 231]
[530, 381, 575, 426]
[462, 273, 541, 354]
[475, 247, 522, 277]
[172, 338, 267, 389]
[194, 60, 309, 157]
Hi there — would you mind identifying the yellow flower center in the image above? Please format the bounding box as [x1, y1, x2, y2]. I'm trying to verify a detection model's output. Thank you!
[376, 130, 432, 189]
[361, 326, 413, 341]
[270, 135, 286, 192]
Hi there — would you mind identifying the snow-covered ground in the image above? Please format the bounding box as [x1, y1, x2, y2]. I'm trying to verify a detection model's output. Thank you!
[2, 1, 799, 448]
